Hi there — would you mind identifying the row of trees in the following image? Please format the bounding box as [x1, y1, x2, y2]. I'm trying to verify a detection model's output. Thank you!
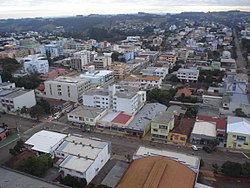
[147, 88, 176, 106]
[213, 161, 250, 178]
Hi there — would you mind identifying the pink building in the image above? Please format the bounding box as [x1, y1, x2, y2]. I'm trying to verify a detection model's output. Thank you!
[0, 128, 9, 141]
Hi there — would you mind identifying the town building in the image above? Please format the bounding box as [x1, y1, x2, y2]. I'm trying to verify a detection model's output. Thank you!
[124, 75, 162, 89]
[83, 85, 146, 115]
[0, 88, 36, 112]
[69, 50, 92, 71]
[226, 116, 250, 150]
[190, 121, 217, 145]
[44, 76, 91, 102]
[79, 70, 114, 86]
[109, 63, 126, 80]
[0, 127, 9, 141]
[225, 73, 248, 94]
[93, 55, 112, 70]
[117, 156, 196, 188]
[56, 135, 111, 184]
[169, 118, 195, 144]
[23, 54, 49, 74]
[140, 67, 169, 79]
[67, 106, 107, 126]
[0, 82, 16, 89]
[151, 111, 175, 141]
[177, 68, 199, 83]
[25, 130, 67, 157]
[222, 93, 250, 116]
[126, 103, 167, 137]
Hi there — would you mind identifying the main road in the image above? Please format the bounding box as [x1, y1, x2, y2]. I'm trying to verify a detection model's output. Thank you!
[0, 113, 249, 168]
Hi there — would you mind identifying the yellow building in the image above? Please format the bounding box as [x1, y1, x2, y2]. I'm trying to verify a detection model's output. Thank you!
[158, 54, 177, 64]
[168, 118, 195, 144]
[226, 116, 250, 150]
[151, 111, 174, 141]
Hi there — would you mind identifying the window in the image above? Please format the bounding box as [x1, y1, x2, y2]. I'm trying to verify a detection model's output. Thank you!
[159, 125, 167, 129]
[153, 129, 158, 132]
[232, 135, 236, 138]
[69, 115, 73, 118]
[180, 137, 185, 141]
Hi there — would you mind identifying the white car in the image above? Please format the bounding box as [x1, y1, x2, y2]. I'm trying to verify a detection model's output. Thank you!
[191, 145, 198, 151]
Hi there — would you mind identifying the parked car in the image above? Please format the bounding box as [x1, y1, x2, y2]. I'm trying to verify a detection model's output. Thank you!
[191, 145, 198, 151]
[203, 146, 212, 153]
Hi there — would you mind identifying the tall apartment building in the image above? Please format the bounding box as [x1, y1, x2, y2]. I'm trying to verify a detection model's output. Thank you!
[140, 67, 169, 79]
[70, 50, 92, 71]
[44, 76, 91, 102]
[177, 68, 199, 83]
[93, 55, 112, 70]
[83, 85, 146, 115]
[23, 54, 49, 74]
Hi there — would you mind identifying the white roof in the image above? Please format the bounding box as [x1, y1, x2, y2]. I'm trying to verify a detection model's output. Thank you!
[192, 121, 216, 137]
[135, 146, 200, 172]
[227, 116, 250, 135]
[56, 141, 102, 160]
[25, 130, 67, 153]
[59, 155, 93, 173]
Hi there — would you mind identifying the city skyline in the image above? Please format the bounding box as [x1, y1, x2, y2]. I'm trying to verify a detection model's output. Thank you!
[0, 0, 250, 19]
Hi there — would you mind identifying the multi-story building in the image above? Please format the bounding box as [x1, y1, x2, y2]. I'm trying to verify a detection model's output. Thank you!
[177, 68, 199, 83]
[44, 76, 91, 102]
[79, 70, 114, 86]
[93, 55, 112, 70]
[109, 63, 126, 80]
[222, 93, 250, 116]
[70, 50, 92, 71]
[40, 44, 63, 58]
[226, 116, 250, 150]
[0, 88, 36, 112]
[225, 73, 248, 94]
[124, 75, 162, 89]
[151, 111, 175, 141]
[159, 52, 177, 64]
[83, 85, 146, 115]
[23, 54, 49, 74]
[140, 67, 169, 79]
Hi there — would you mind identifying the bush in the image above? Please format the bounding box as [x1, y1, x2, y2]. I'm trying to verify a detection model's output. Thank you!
[221, 161, 242, 178]
[60, 174, 87, 188]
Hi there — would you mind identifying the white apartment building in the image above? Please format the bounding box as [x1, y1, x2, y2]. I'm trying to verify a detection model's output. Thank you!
[23, 54, 49, 74]
[83, 85, 146, 115]
[0, 88, 36, 112]
[124, 75, 162, 89]
[56, 135, 111, 184]
[177, 68, 199, 83]
[140, 67, 169, 79]
[70, 50, 92, 71]
[44, 76, 91, 102]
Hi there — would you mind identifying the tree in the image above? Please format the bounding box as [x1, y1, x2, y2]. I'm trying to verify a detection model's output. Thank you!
[16, 154, 52, 177]
[169, 75, 179, 82]
[111, 51, 120, 62]
[20, 106, 27, 114]
[38, 98, 51, 114]
[9, 140, 24, 155]
[30, 105, 46, 120]
[242, 162, 250, 178]
[233, 108, 247, 117]
[147, 88, 176, 106]
[60, 174, 87, 188]
[221, 161, 242, 178]
[185, 106, 199, 118]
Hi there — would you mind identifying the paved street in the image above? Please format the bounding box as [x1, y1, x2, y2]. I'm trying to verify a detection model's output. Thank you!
[0, 114, 249, 169]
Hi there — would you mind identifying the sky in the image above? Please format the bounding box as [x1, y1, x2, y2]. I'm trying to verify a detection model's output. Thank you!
[0, 0, 250, 19]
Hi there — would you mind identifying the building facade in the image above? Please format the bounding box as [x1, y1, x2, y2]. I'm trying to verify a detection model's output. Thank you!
[44, 76, 91, 102]
[177, 68, 199, 83]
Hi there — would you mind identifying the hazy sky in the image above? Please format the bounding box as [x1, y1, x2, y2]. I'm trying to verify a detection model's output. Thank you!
[0, 0, 250, 19]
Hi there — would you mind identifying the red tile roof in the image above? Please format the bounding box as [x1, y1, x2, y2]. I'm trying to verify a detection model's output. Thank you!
[111, 112, 132, 125]
[197, 115, 226, 132]
[35, 84, 45, 91]
[172, 118, 195, 136]
[175, 88, 192, 97]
